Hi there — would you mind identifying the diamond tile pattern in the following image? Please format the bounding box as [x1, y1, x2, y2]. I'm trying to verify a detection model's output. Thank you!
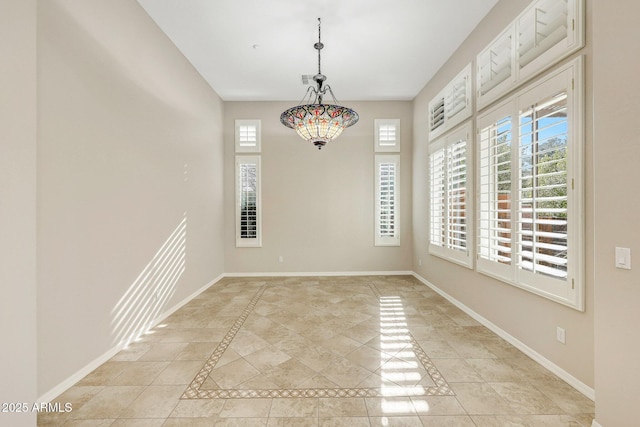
[182, 280, 452, 400]
[37, 275, 595, 426]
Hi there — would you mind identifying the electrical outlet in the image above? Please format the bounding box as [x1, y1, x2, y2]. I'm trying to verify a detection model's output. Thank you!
[278, 256, 284, 263]
[556, 327, 566, 344]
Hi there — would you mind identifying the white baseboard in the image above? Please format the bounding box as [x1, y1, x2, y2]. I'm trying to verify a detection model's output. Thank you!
[37, 342, 123, 404]
[412, 272, 595, 401]
[591, 420, 603, 427]
[37, 274, 224, 403]
[223, 270, 414, 277]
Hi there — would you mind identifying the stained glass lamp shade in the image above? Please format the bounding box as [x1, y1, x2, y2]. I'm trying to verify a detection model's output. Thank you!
[280, 18, 359, 149]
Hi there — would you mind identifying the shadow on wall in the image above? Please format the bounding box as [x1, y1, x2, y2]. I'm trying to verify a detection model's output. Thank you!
[111, 213, 187, 347]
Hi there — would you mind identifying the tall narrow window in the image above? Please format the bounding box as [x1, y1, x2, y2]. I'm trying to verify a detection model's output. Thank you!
[375, 155, 400, 246]
[518, 91, 568, 280]
[235, 156, 261, 247]
[478, 111, 513, 269]
[429, 123, 473, 267]
[476, 58, 583, 310]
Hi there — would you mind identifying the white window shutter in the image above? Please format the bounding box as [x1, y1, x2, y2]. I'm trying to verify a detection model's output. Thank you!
[375, 119, 401, 152]
[445, 64, 472, 126]
[477, 105, 514, 276]
[429, 122, 473, 267]
[375, 155, 400, 246]
[429, 97, 445, 136]
[477, 0, 584, 110]
[429, 64, 472, 141]
[235, 120, 261, 153]
[476, 57, 584, 311]
[235, 155, 262, 247]
[477, 27, 516, 109]
[518, 0, 568, 69]
[430, 149, 446, 248]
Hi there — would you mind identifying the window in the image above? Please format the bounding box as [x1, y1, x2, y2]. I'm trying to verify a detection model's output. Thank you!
[477, 28, 515, 106]
[429, 64, 472, 140]
[375, 155, 400, 246]
[375, 119, 400, 152]
[477, 57, 583, 310]
[429, 122, 473, 267]
[235, 156, 261, 247]
[235, 119, 261, 247]
[235, 120, 261, 153]
[476, 0, 584, 110]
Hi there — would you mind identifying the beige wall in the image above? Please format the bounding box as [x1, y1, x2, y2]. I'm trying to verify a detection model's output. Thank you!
[592, 1, 640, 425]
[0, 0, 38, 425]
[224, 101, 413, 274]
[37, 0, 225, 396]
[412, 0, 595, 389]
[8, 1, 638, 423]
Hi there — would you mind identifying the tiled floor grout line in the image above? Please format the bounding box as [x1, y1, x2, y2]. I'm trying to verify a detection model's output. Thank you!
[36, 276, 595, 426]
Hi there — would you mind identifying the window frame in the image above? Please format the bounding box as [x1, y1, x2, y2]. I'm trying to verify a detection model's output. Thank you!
[429, 121, 474, 268]
[476, 0, 585, 110]
[374, 119, 401, 152]
[476, 57, 584, 310]
[429, 63, 473, 141]
[235, 155, 262, 247]
[375, 154, 400, 246]
[235, 119, 261, 153]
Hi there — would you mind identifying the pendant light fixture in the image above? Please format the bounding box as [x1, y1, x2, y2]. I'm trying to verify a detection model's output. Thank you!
[280, 18, 359, 149]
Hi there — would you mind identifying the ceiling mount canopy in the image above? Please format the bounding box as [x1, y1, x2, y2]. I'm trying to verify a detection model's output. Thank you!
[280, 18, 359, 150]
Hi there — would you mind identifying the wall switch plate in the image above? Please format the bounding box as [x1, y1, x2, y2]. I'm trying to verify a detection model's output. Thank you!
[557, 327, 566, 344]
[615, 247, 631, 270]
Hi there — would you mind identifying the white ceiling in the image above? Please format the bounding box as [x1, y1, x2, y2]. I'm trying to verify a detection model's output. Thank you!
[136, 0, 498, 101]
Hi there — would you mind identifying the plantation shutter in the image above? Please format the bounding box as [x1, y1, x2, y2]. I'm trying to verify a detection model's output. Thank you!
[235, 156, 261, 247]
[445, 75, 468, 120]
[476, 58, 583, 310]
[239, 125, 257, 145]
[429, 123, 473, 267]
[376, 155, 400, 246]
[429, 97, 445, 133]
[518, 0, 569, 69]
[478, 113, 513, 267]
[235, 120, 261, 153]
[429, 64, 472, 140]
[430, 149, 446, 247]
[447, 140, 468, 252]
[477, 29, 513, 98]
[517, 91, 569, 280]
[375, 119, 401, 152]
[379, 125, 396, 145]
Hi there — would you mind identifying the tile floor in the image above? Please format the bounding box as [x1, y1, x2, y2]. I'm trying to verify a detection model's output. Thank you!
[38, 275, 595, 426]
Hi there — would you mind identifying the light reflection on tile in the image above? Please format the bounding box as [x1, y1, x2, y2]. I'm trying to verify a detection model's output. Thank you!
[182, 280, 453, 400]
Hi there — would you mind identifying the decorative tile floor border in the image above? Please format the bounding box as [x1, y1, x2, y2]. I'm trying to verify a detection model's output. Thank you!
[182, 282, 454, 399]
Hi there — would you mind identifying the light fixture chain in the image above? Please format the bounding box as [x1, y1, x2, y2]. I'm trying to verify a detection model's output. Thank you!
[317, 17, 322, 75]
